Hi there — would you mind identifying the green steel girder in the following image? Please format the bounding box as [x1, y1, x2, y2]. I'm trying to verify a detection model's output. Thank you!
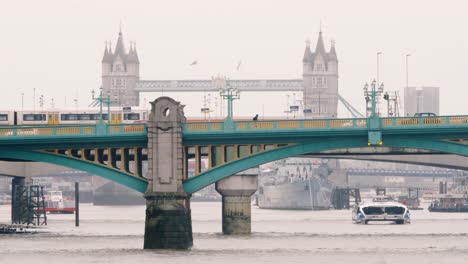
[183, 136, 368, 194]
[0, 149, 148, 193]
[182, 135, 468, 194]
[0, 135, 147, 150]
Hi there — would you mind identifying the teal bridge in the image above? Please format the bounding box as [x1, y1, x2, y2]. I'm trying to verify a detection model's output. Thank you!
[1, 114, 468, 194]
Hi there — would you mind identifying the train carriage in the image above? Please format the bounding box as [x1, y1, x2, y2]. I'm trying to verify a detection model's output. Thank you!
[0, 107, 149, 126]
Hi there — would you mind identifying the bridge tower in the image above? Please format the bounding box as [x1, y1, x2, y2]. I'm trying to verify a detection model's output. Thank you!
[101, 29, 140, 107]
[144, 97, 193, 249]
[302, 31, 338, 118]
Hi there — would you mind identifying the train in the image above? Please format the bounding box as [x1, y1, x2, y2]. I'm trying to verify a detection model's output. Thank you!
[0, 107, 150, 126]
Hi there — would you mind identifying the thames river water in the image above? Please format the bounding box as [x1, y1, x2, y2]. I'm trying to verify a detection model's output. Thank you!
[1, 202, 468, 264]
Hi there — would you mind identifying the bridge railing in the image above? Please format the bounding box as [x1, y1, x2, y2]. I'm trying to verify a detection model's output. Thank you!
[183, 118, 368, 132]
[381, 115, 468, 127]
[183, 115, 468, 132]
[0, 124, 147, 138]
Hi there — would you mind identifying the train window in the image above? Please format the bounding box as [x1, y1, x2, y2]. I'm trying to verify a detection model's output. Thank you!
[124, 113, 140, 120]
[23, 114, 46, 121]
[61, 114, 78, 120]
[78, 114, 91, 120]
[0, 114, 8, 121]
[102, 114, 109, 120]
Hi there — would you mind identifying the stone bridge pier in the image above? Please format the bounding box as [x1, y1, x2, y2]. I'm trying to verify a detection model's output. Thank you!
[144, 97, 192, 249]
[216, 169, 258, 235]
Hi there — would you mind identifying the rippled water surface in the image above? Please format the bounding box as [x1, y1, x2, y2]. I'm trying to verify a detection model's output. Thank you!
[1, 202, 468, 263]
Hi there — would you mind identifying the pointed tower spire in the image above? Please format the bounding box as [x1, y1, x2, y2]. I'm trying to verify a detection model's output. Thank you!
[113, 28, 126, 59]
[302, 39, 313, 63]
[133, 41, 139, 63]
[127, 40, 140, 64]
[328, 39, 338, 61]
[315, 30, 326, 56]
[102, 41, 113, 63]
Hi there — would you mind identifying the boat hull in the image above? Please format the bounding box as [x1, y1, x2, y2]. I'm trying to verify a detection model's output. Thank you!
[257, 179, 333, 210]
[428, 207, 468, 212]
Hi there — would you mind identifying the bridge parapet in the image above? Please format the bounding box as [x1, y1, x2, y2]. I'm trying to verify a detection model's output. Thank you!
[182, 115, 468, 134]
[381, 116, 468, 127]
[0, 123, 146, 139]
[182, 118, 368, 132]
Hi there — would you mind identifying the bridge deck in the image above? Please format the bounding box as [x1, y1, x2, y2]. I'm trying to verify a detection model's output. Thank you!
[0, 115, 467, 145]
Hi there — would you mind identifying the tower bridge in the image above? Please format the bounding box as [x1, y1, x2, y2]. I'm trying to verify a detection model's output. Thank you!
[1, 96, 468, 249]
[102, 30, 341, 118]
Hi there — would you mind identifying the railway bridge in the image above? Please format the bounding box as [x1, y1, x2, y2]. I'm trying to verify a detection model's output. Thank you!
[1, 96, 468, 249]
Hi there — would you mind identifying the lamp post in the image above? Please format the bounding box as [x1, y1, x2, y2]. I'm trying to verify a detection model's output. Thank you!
[363, 80, 384, 118]
[219, 80, 240, 131]
[33, 88, 36, 112]
[92, 87, 112, 125]
[377, 52, 382, 85]
[219, 81, 240, 121]
[406, 54, 411, 89]
[364, 80, 385, 146]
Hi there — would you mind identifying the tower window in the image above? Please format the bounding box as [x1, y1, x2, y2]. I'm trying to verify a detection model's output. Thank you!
[115, 64, 122, 72]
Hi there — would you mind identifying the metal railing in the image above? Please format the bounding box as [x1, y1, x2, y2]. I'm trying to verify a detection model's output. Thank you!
[0, 124, 147, 138]
[381, 116, 468, 127]
[183, 115, 468, 132]
[183, 118, 368, 131]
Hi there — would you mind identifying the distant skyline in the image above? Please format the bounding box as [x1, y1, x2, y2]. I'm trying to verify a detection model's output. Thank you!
[0, 0, 466, 117]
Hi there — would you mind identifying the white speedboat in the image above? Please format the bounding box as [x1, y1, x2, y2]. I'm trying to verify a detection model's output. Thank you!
[352, 196, 411, 224]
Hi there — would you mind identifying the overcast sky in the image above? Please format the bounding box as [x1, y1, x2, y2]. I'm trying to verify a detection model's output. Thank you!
[0, 0, 466, 117]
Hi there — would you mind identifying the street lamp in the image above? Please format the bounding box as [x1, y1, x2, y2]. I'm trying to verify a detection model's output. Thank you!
[377, 52, 382, 85]
[363, 80, 384, 118]
[406, 54, 411, 89]
[33, 88, 36, 112]
[219, 81, 240, 121]
[91, 87, 112, 125]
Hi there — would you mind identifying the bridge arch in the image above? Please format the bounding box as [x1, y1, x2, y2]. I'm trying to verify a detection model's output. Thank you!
[0, 149, 148, 193]
[183, 136, 468, 194]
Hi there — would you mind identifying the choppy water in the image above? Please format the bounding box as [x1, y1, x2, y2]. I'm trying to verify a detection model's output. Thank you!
[1, 202, 468, 264]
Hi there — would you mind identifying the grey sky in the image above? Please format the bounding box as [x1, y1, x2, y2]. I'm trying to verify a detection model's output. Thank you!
[0, 0, 466, 117]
